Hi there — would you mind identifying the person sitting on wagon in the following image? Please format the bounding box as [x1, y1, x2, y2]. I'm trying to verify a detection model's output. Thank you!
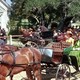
[65, 31, 74, 46]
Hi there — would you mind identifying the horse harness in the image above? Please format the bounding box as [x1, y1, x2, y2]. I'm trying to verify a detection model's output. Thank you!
[0, 47, 41, 76]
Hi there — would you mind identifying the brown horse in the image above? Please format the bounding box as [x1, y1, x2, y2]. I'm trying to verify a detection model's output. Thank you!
[0, 44, 19, 52]
[0, 46, 42, 80]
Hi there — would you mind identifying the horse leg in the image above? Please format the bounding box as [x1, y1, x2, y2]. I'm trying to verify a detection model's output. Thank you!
[32, 64, 42, 80]
[26, 67, 34, 80]
[10, 75, 13, 80]
[0, 74, 6, 80]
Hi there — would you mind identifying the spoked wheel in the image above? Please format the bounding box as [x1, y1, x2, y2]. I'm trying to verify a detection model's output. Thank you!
[56, 64, 71, 80]
[25, 41, 39, 48]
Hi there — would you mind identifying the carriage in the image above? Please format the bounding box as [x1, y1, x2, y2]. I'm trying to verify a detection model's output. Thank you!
[0, 17, 79, 80]
[0, 36, 80, 80]
[28, 40, 79, 80]
[18, 27, 79, 80]
[19, 27, 79, 80]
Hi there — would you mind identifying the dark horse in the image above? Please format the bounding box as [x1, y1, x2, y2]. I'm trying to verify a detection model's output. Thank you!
[0, 45, 42, 80]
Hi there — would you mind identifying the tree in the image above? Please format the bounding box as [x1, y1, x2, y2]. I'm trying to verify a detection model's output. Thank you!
[9, 0, 80, 34]
[10, 0, 26, 20]
[10, 0, 60, 29]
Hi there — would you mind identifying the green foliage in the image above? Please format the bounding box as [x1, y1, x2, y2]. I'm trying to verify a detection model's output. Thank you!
[10, 0, 80, 21]
[25, 0, 57, 11]
[9, 0, 80, 34]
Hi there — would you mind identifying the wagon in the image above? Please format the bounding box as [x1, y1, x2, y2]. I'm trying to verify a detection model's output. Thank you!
[40, 41, 72, 80]
[41, 40, 80, 80]
[19, 41, 72, 80]
[20, 29, 80, 80]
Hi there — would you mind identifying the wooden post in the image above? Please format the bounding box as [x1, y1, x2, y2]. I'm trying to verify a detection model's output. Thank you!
[9, 35, 12, 45]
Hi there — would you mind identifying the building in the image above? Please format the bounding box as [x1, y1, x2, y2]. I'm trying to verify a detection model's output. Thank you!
[71, 21, 80, 29]
[0, 0, 10, 32]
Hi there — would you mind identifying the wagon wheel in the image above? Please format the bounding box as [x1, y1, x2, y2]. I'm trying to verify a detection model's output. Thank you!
[25, 41, 39, 48]
[56, 64, 71, 80]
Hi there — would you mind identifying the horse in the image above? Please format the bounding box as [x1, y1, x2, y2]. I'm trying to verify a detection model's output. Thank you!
[0, 44, 19, 51]
[0, 46, 42, 80]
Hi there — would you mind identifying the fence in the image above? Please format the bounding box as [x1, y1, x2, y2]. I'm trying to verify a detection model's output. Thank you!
[0, 35, 23, 45]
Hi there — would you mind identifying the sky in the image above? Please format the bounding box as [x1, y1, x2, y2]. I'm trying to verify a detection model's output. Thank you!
[6, 0, 12, 5]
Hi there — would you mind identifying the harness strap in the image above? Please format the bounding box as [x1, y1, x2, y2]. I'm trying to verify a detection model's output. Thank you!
[10, 50, 16, 65]
[29, 47, 41, 65]
[0, 47, 41, 77]
[0, 50, 16, 76]
[30, 47, 38, 64]
[29, 47, 35, 63]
